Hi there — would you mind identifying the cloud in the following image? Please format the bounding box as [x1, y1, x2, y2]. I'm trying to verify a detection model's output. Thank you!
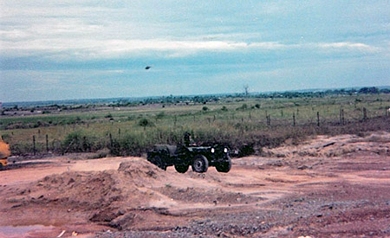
[0, 35, 284, 60]
[3, 36, 379, 62]
[317, 42, 379, 53]
[0, 1, 385, 61]
[1, 1, 389, 102]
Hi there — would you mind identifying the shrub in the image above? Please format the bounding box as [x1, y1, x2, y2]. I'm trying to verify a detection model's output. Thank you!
[237, 103, 248, 110]
[62, 130, 102, 153]
[156, 112, 165, 119]
[10, 142, 35, 155]
[109, 133, 147, 156]
[138, 118, 154, 129]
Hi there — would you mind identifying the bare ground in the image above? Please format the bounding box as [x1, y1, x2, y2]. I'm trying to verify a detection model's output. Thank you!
[1, 131, 390, 237]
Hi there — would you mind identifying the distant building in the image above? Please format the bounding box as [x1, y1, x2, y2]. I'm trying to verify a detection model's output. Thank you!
[0, 102, 2, 109]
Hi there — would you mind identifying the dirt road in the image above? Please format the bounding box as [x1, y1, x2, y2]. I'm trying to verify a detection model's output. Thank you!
[1, 132, 390, 237]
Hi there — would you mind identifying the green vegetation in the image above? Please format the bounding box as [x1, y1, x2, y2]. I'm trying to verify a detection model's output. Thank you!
[1, 88, 390, 157]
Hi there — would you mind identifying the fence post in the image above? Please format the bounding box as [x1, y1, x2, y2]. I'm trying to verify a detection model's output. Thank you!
[340, 108, 345, 125]
[317, 111, 320, 127]
[46, 134, 49, 152]
[363, 107, 367, 121]
[33, 135, 36, 155]
[293, 112, 296, 127]
[109, 133, 113, 149]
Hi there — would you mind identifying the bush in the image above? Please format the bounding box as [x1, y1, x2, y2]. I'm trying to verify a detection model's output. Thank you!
[138, 118, 154, 130]
[236, 103, 248, 110]
[10, 142, 35, 155]
[62, 130, 103, 153]
[109, 133, 148, 156]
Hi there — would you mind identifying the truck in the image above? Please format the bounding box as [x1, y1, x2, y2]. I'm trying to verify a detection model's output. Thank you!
[147, 143, 232, 173]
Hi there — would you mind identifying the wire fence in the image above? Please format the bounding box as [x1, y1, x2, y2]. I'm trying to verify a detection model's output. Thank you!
[5, 106, 389, 157]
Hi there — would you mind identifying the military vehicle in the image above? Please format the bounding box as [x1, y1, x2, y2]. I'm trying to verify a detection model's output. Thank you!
[147, 143, 232, 173]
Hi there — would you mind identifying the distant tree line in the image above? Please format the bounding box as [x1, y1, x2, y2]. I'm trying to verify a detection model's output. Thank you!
[134, 87, 390, 104]
[2, 87, 389, 112]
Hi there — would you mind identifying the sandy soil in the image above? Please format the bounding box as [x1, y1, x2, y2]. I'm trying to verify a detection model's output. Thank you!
[0, 131, 390, 237]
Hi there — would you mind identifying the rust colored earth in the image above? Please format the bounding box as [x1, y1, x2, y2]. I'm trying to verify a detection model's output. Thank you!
[1, 132, 390, 237]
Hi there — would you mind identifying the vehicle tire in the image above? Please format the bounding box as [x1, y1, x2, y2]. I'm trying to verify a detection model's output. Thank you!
[192, 155, 209, 173]
[0, 163, 3, 171]
[153, 155, 167, 170]
[216, 159, 232, 173]
[174, 164, 189, 173]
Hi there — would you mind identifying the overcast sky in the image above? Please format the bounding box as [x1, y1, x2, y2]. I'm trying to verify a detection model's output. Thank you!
[1, 1, 390, 102]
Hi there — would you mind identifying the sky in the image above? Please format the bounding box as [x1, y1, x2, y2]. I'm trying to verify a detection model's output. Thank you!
[1, 1, 390, 102]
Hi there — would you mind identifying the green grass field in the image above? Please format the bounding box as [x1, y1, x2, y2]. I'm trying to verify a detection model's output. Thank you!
[1, 93, 389, 157]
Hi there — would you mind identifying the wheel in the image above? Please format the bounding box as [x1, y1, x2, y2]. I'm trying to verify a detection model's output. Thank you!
[216, 159, 232, 173]
[151, 155, 167, 170]
[192, 155, 209, 173]
[174, 164, 189, 173]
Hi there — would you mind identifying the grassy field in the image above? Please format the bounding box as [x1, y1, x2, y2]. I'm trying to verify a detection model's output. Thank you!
[1, 93, 389, 157]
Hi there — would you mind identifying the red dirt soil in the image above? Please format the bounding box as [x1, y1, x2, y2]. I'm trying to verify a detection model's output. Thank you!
[1, 131, 390, 237]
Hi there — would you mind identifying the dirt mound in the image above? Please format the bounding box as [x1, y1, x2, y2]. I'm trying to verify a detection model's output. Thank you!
[118, 160, 168, 186]
[264, 131, 390, 158]
[43, 171, 122, 207]
[2, 158, 173, 229]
